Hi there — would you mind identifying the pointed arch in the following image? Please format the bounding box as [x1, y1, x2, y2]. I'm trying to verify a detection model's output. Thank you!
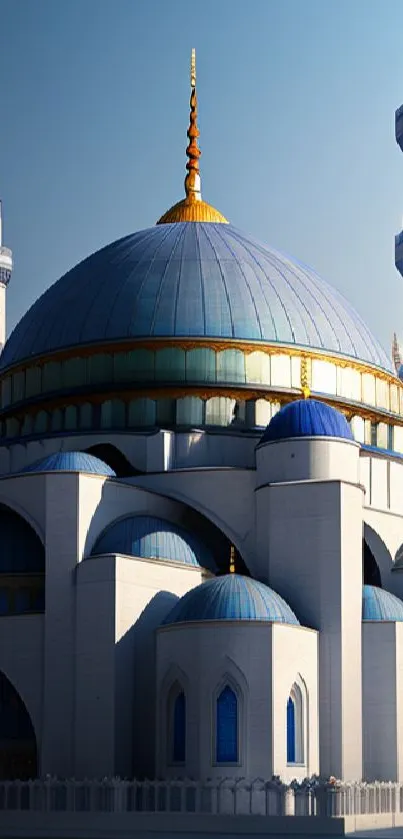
[216, 684, 238, 763]
[0, 671, 38, 779]
[167, 680, 187, 765]
[286, 675, 307, 766]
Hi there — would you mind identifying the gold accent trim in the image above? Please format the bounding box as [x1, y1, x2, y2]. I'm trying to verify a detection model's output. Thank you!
[229, 545, 235, 574]
[300, 356, 311, 399]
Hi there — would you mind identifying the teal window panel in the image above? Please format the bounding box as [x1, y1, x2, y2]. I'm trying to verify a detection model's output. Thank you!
[43, 361, 62, 392]
[217, 350, 246, 384]
[176, 397, 204, 426]
[65, 405, 77, 430]
[89, 354, 113, 385]
[34, 411, 48, 434]
[101, 399, 126, 429]
[6, 418, 19, 437]
[128, 398, 156, 427]
[79, 402, 93, 429]
[205, 397, 236, 427]
[21, 414, 33, 436]
[186, 348, 216, 383]
[25, 367, 41, 398]
[1, 378, 11, 408]
[114, 349, 155, 383]
[155, 348, 186, 382]
[51, 409, 63, 432]
[12, 371, 25, 403]
[156, 398, 176, 425]
[63, 357, 87, 388]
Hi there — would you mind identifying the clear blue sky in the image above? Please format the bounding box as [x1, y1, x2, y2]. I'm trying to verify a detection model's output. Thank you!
[0, 0, 402, 355]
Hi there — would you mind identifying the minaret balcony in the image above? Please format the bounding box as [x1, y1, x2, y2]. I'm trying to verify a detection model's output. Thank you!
[395, 230, 403, 276]
[396, 104, 403, 152]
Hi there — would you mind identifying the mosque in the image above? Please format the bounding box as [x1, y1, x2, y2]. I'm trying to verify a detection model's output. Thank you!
[1, 51, 403, 787]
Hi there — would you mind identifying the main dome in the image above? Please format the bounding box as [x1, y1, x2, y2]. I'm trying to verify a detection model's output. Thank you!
[0, 222, 391, 371]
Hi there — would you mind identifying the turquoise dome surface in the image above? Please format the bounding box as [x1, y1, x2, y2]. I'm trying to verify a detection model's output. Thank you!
[162, 574, 299, 625]
[22, 451, 115, 477]
[91, 515, 216, 571]
[0, 223, 391, 372]
[260, 399, 353, 444]
[362, 585, 403, 621]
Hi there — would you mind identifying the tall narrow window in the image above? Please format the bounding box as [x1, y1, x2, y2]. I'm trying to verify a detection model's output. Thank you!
[172, 691, 186, 763]
[287, 683, 304, 764]
[287, 697, 296, 763]
[216, 685, 238, 763]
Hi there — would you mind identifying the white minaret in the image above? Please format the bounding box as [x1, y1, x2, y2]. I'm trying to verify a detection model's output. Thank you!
[0, 200, 12, 351]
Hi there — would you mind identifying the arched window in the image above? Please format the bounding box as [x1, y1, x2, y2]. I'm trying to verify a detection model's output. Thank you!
[172, 691, 186, 763]
[287, 682, 304, 765]
[216, 685, 238, 763]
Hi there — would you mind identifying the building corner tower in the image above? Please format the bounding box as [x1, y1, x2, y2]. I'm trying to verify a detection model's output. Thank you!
[0, 200, 12, 351]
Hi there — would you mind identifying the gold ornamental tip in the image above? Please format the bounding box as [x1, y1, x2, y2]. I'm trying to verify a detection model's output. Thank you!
[229, 545, 236, 574]
[156, 49, 228, 225]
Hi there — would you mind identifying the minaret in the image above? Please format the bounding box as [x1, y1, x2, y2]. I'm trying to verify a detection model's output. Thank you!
[395, 104, 403, 276]
[0, 200, 12, 351]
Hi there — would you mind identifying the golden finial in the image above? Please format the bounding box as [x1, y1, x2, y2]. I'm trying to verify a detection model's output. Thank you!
[185, 48, 201, 203]
[229, 545, 236, 574]
[300, 356, 311, 399]
[156, 51, 228, 225]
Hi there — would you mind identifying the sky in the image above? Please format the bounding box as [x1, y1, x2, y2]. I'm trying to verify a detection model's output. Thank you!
[0, 0, 402, 356]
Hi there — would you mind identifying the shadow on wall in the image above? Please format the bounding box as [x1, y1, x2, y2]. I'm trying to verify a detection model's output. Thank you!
[115, 590, 179, 780]
[83, 444, 143, 478]
[363, 523, 394, 589]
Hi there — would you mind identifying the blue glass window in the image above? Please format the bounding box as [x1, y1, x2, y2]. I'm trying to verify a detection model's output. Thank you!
[173, 691, 186, 763]
[287, 697, 296, 763]
[216, 685, 238, 763]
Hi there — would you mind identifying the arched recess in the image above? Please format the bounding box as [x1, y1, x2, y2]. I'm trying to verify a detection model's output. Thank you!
[363, 523, 393, 588]
[0, 504, 45, 616]
[166, 680, 186, 765]
[83, 444, 141, 478]
[0, 671, 38, 779]
[286, 677, 306, 765]
[212, 666, 247, 766]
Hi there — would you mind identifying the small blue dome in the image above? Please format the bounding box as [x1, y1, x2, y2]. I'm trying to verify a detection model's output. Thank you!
[399, 364, 403, 381]
[162, 574, 299, 625]
[362, 585, 403, 622]
[260, 399, 353, 444]
[22, 451, 115, 477]
[91, 515, 215, 570]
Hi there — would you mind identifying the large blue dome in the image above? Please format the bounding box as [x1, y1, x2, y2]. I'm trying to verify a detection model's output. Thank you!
[162, 574, 299, 625]
[259, 399, 354, 444]
[1, 223, 391, 371]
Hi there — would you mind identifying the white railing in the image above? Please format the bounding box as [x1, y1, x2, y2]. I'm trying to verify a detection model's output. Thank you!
[0, 778, 402, 817]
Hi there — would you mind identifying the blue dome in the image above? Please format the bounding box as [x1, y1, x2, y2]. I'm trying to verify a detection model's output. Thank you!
[259, 399, 353, 444]
[22, 451, 116, 477]
[91, 515, 215, 570]
[362, 585, 403, 622]
[162, 574, 299, 625]
[1, 223, 391, 372]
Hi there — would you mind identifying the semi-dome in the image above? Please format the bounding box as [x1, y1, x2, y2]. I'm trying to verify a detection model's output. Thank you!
[362, 585, 403, 622]
[0, 222, 391, 372]
[91, 514, 215, 570]
[259, 398, 353, 444]
[162, 573, 299, 625]
[22, 451, 115, 477]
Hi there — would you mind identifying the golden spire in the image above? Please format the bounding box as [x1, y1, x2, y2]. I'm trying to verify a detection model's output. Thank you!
[229, 545, 236, 574]
[184, 48, 201, 203]
[300, 356, 311, 399]
[156, 50, 228, 225]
